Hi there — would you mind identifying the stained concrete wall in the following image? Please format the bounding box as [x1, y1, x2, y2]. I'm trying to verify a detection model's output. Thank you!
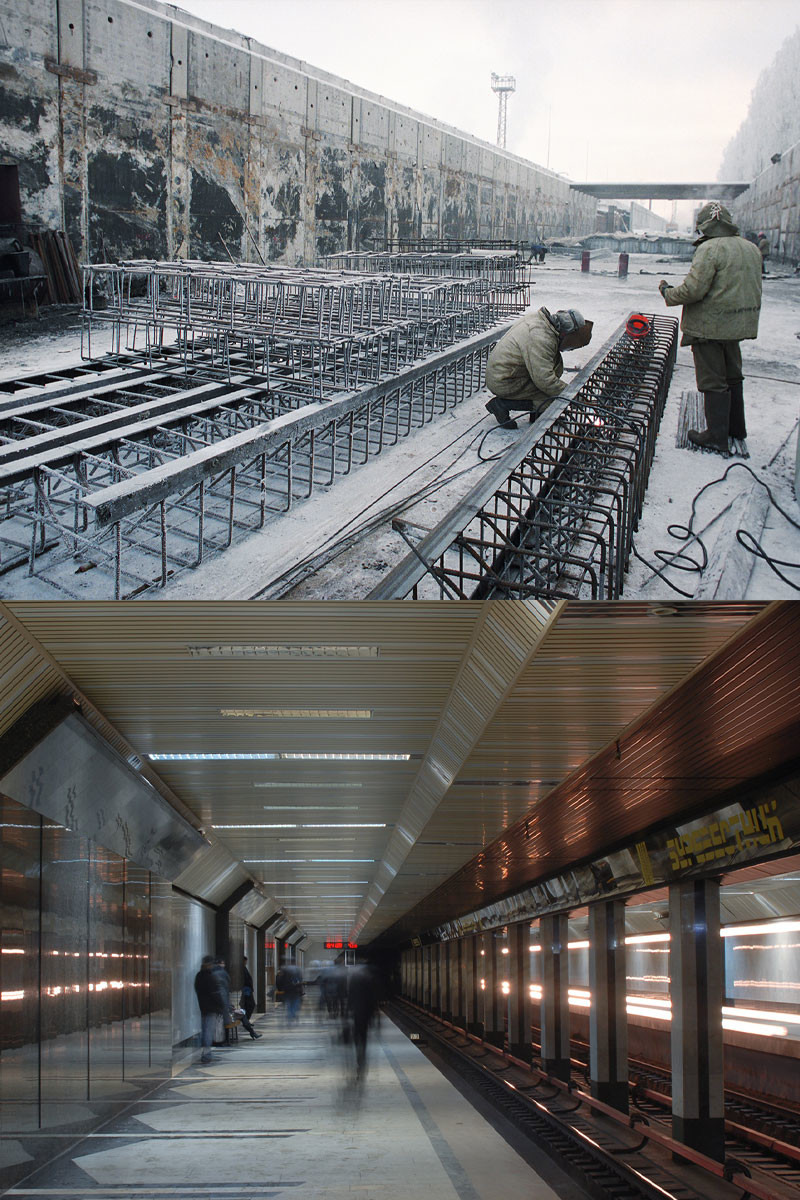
[730, 140, 800, 264]
[0, 0, 596, 265]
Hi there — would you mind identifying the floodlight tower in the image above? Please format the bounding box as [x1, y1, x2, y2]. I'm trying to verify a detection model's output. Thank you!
[491, 73, 516, 149]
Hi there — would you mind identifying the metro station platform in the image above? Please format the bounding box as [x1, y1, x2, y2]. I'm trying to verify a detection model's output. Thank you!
[3, 1007, 567, 1200]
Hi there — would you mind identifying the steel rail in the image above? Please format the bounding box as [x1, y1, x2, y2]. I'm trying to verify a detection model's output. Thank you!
[396, 1001, 794, 1200]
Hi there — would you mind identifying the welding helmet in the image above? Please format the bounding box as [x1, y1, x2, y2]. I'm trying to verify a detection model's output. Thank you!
[554, 309, 593, 350]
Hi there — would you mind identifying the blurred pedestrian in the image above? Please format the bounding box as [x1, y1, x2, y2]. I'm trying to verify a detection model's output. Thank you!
[238, 956, 262, 1039]
[194, 954, 226, 1064]
[318, 960, 343, 1018]
[347, 963, 379, 1081]
[757, 231, 770, 275]
[276, 959, 304, 1025]
[484, 306, 593, 429]
[658, 202, 762, 454]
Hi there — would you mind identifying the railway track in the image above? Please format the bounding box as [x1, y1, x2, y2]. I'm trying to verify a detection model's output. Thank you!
[391, 1001, 800, 1200]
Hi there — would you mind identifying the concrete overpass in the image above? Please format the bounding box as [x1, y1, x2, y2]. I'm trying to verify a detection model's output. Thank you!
[571, 182, 750, 200]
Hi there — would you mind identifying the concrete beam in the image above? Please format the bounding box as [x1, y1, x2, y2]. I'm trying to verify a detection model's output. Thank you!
[572, 182, 750, 201]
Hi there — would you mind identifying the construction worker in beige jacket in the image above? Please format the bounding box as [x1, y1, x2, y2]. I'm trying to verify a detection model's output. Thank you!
[484, 307, 593, 429]
[658, 202, 762, 455]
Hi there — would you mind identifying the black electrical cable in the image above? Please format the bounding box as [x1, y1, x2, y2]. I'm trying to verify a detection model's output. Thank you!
[247, 414, 494, 595]
[631, 462, 800, 596]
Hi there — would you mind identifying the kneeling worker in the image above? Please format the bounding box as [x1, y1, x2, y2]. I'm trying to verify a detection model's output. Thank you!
[658, 202, 762, 455]
[484, 307, 593, 429]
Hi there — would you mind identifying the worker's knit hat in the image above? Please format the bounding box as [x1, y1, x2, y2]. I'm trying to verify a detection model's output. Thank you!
[551, 308, 585, 335]
[695, 202, 738, 239]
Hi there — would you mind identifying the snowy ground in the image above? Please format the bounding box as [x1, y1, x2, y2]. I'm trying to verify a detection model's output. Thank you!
[1, 251, 798, 600]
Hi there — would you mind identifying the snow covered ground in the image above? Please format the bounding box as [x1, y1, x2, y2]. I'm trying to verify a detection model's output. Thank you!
[1, 251, 798, 600]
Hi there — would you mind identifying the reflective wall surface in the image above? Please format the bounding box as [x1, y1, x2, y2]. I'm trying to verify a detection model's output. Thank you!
[1, 793, 176, 1188]
[171, 889, 215, 1047]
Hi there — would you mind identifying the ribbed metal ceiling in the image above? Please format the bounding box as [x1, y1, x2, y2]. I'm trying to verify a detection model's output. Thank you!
[1, 600, 774, 953]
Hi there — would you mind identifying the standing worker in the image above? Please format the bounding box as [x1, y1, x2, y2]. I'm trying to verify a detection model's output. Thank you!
[484, 306, 593, 429]
[757, 231, 770, 275]
[658, 202, 762, 455]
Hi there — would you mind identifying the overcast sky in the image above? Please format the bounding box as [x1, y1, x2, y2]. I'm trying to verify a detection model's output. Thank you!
[173, 0, 798, 219]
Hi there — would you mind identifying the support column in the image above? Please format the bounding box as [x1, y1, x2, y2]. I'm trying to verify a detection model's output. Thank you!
[482, 932, 503, 1049]
[452, 940, 465, 1029]
[670, 879, 724, 1162]
[540, 913, 570, 1081]
[508, 923, 532, 1062]
[464, 933, 482, 1037]
[589, 900, 628, 1112]
[441, 943, 452, 1021]
[431, 943, 441, 1016]
[423, 945, 432, 1010]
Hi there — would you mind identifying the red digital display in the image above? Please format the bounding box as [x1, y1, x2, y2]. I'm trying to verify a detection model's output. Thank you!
[264, 940, 275, 949]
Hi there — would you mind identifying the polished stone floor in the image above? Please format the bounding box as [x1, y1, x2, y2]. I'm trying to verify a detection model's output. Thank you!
[2, 1009, 566, 1200]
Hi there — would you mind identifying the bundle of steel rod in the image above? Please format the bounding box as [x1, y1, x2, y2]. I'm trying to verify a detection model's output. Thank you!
[82, 260, 519, 386]
[381, 238, 527, 254]
[370, 313, 679, 601]
[323, 250, 527, 285]
[0, 325, 503, 598]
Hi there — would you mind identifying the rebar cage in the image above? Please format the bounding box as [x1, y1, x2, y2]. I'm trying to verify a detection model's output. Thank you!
[370, 313, 679, 600]
[1, 259, 527, 598]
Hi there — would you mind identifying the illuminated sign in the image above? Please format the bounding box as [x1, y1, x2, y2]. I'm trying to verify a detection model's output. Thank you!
[324, 940, 358, 950]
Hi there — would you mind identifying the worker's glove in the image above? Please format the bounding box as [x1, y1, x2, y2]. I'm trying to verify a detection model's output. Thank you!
[658, 279, 669, 299]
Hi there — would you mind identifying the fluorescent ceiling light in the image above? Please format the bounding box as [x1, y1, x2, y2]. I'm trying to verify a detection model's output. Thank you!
[221, 709, 372, 719]
[244, 859, 375, 864]
[278, 837, 356, 843]
[188, 644, 379, 658]
[281, 753, 409, 761]
[265, 881, 369, 885]
[213, 824, 298, 829]
[255, 782, 358, 789]
[213, 823, 384, 830]
[721, 920, 800, 936]
[302, 823, 386, 829]
[150, 753, 407, 762]
[262, 806, 359, 811]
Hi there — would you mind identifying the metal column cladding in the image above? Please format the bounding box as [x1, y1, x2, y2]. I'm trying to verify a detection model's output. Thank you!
[540, 913, 571, 1082]
[669, 878, 725, 1162]
[507, 922, 532, 1063]
[588, 900, 628, 1113]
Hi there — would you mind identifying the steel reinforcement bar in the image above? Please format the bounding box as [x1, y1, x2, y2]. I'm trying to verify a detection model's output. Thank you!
[82, 260, 529, 379]
[370, 312, 679, 600]
[0, 325, 506, 598]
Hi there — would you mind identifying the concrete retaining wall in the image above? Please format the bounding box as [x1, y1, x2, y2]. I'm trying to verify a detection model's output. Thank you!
[730, 140, 800, 264]
[0, 0, 596, 265]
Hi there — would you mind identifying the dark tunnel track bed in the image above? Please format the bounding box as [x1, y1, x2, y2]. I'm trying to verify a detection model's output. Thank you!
[389, 1000, 800, 1200]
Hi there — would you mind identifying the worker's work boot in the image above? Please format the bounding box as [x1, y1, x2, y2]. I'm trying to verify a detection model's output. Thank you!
[485, 397, 518, 430]
[728, 379, 747, 440]
[688, 390, 731, 456]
